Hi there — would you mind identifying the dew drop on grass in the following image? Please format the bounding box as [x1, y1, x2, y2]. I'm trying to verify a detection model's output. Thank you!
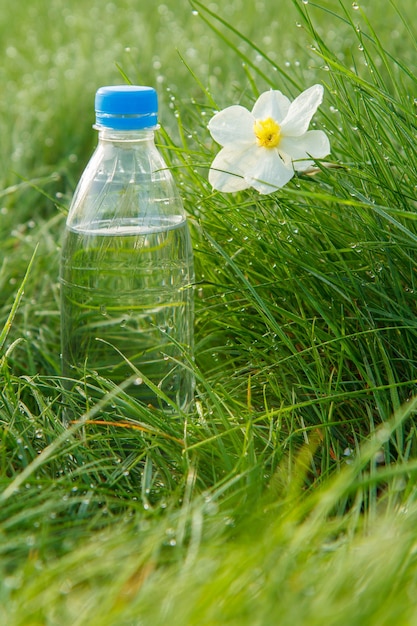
[60, 580, 73, 595]
[4, 575, 23, 590]
[352, 1, 359, 8]
[165, 527, 176, 544]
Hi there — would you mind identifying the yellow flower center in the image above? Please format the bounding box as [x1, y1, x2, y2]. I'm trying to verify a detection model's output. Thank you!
[254, 117, 281, 148]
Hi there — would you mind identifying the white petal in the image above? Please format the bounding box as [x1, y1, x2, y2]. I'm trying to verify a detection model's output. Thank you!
[208, 105, 255, 146]
[208, 145, 259, 192]
[252, 90, 291, 124]
[280, 84, 324, 137]
[279, 130, 331, 171]
[246, 148, 294, 194]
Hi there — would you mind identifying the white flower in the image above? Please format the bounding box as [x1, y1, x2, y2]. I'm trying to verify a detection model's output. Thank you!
[207, 84, 331, 195]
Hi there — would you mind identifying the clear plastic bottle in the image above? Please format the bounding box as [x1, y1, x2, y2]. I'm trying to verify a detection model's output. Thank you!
[60, 85, 194, 411]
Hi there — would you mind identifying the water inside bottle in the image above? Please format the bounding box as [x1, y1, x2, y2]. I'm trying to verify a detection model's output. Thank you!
[60, 216, 194, 411]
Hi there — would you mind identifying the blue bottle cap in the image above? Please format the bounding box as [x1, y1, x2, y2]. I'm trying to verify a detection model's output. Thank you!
[95, 85, 158, 130]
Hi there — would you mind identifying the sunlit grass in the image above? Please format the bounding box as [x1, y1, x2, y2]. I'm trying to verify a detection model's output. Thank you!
[2, 0, 417, 624]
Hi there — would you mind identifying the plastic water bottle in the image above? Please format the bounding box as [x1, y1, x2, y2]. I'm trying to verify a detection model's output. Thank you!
[60, 85, 194, 411]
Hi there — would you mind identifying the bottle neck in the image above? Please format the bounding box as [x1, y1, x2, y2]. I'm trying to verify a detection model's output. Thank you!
[95, 126, 156, 143]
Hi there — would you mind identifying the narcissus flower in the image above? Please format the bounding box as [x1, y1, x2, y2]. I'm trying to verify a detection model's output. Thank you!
[208, 84, 330, 194]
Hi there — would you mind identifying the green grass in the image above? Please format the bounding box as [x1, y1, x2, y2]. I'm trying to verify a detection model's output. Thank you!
[2, 0, 417, 623]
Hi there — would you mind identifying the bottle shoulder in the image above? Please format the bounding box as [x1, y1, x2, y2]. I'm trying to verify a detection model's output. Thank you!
[83, 140, 171, 178]
[66, 141, 185, 231]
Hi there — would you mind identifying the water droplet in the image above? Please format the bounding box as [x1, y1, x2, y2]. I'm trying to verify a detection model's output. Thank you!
[60, 580, 73, 595]
[165, 528, 176, 544]
[352, 2, 359, 8]
[4, 575, 23, 590]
